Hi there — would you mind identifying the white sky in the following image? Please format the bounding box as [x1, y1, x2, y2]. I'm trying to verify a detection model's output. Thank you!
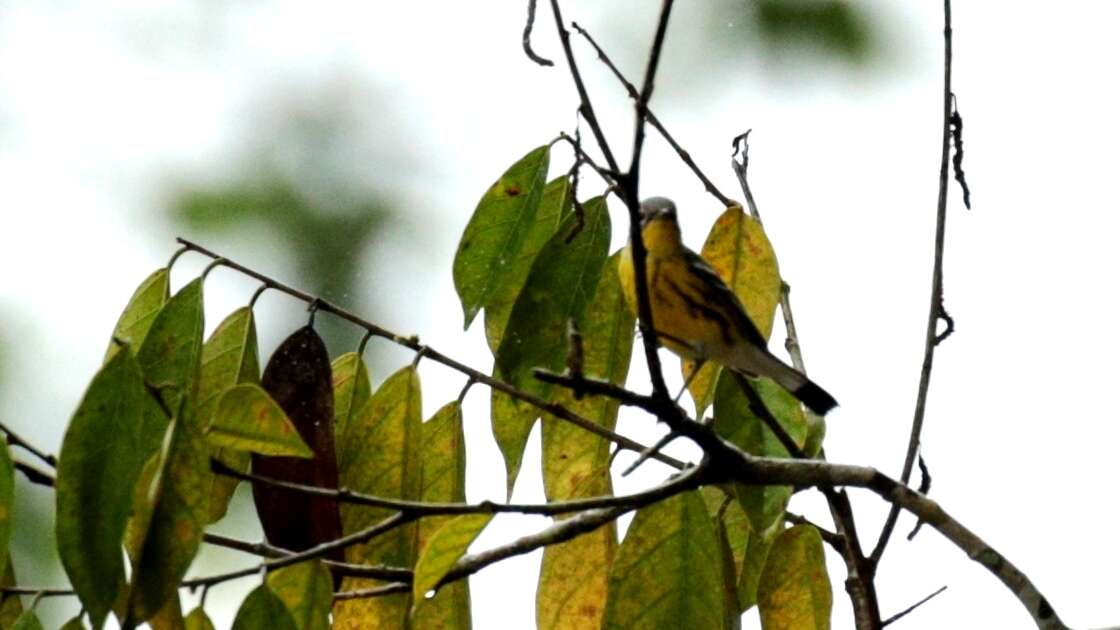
[1, 1, 1119, 628]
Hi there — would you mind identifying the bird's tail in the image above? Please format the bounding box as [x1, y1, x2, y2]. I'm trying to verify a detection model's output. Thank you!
[735, 348, 838, 415]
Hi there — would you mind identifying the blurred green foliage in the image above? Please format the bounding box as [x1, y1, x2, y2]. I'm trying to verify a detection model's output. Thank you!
[709, 0, 877, 65]
[174, 180, 387, 305]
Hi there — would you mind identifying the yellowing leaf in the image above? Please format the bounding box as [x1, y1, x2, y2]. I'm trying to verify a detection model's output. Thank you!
[684, 206, 781, 416]
[758, 525, 831, 630]
[104, 267, 170, 362]
[603, 491, 727, 629]
[266, 561, 333, 630]
[453, 145, 551, 328]
[208, 384, 313, 458]
[537, 250, 633, 630]
[412, 514, 492, 609]
[413, 402, 471, 630]
[232, 584, 298, 630]
[128, 411, 211, 622]
[184, 607, 216, 630]
[332, 352, 371, 443]
[55, 350, 167, 627]
[8, 611, 43, 630]
[334, 366, 423, 629]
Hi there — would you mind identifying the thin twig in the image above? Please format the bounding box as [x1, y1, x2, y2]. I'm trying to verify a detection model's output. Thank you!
[184, 513, 410, 591]
[871, 0, 957, 567]
[12, 458, 55, 487]
[201, 533, 413, 581]
[176, 238, 684, 471]
[0, 421, 57, 468]
[882, 585, 948, 626]
[546, 0, 620, 173]
[784, 511, 842, 552]
[522, 0, 554, 67]
[212, 457, 703, 517]
[571, 22, 735, 207]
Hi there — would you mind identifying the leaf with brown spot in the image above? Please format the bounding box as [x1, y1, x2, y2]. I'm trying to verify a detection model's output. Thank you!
[453, 145, 551, 328]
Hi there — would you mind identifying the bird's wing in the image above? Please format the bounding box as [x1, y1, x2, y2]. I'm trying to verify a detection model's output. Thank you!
[681, 248, 770, 349]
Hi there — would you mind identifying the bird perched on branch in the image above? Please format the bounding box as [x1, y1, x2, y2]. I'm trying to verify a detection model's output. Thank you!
[618, 196, 837, 415]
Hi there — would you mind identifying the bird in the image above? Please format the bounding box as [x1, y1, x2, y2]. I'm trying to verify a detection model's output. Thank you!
[617, 196, 838, 415]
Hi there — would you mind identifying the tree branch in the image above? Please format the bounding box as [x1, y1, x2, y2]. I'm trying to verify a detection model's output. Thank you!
[546, 0, 620, 173]
[0, 420, 57, 468]
[571, 22, 735, 207]
[201, 533, 413, 582]
[212, 457, 707, 517]
[175, 238, 685, 471]
[871, 0, 957, 566]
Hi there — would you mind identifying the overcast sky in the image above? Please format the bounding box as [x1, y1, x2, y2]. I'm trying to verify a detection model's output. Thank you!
[1, 2, 1118, 628]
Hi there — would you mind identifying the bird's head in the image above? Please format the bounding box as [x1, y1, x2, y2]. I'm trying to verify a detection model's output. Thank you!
[639, 196, 678, 226]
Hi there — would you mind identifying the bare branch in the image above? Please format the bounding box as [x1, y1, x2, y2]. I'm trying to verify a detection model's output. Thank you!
[546, 0, 620, 173]
[571, 22, 735, 207]
[872, 0, 959, 566]
[0, 420, 57, 468]
[176, 238, 685, 471]
[202, 533, 412, 582]
[212, 457, 707, 517]
[882, 585, 948, 627]
[522, 0, 554, 67]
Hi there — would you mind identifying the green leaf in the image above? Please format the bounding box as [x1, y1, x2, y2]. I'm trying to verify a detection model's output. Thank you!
[104, 268, 170, 362]
[59, 615, 87, 630]
[332, 352, 371, 444]
[55, 350, 167, 627]
[128, 410, 211, 622]
[137, 277, 205, 413]
[713, 371, 806, 532]
[232, 584, 298, 630]
[184, 607, 216, 630]
[484, 176, 570, 352]
[413, 402, 471, 630]
[542, 249, 634, 502]
[603, 491, 726, 629]
[266, 561, 333, 630]
[334, 366, 423, 629]
[8, 611, 42, 630]
[0, 446, 12, 578]
[496, 195, 612, 399]
[739, 520, 780, 612]
[702, 485, 752, 615]
[683, 205, 781, 416]
[197, 307, 260, 523]
[453, 145, 551, 328]
[208, 384, 314, 458]
[412, 514, 492, 609]
[0, 558, 22, 627]
[757, 525, 831, 630]
[489, 380, 539, 500]
[537, 249, 633, 630]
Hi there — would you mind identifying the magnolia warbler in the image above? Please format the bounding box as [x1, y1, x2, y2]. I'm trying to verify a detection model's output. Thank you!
[618, 196, 837, 415]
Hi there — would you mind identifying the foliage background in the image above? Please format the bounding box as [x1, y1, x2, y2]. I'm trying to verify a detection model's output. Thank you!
[0, 1, 1118, 627]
